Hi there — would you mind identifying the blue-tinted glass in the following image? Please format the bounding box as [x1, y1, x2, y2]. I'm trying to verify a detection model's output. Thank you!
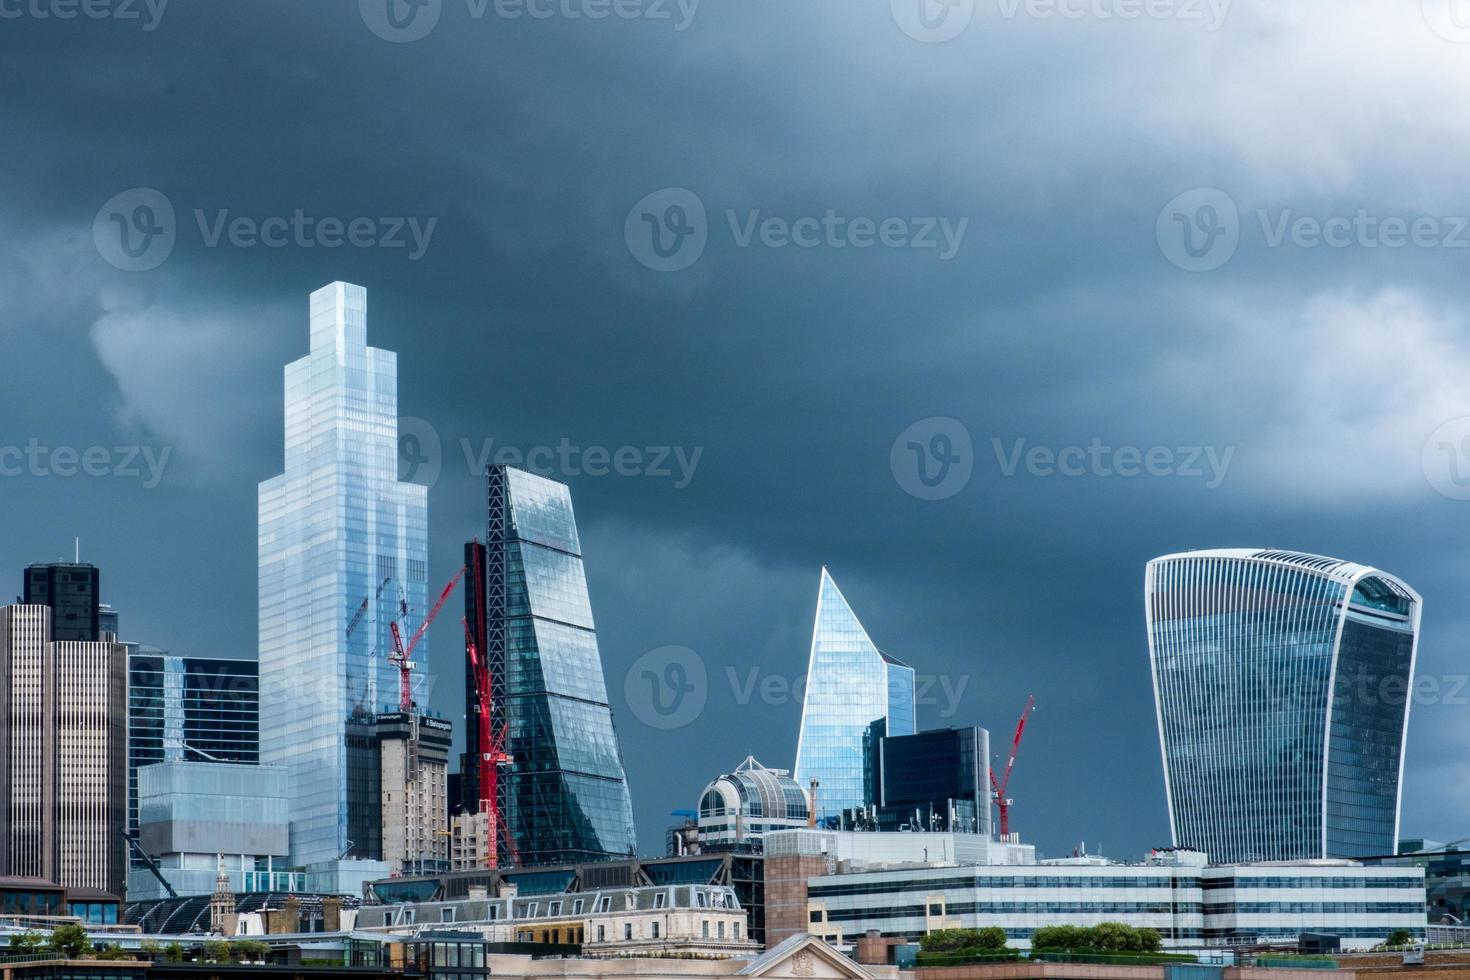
[794, 570, 916, 819]
[1147, 552, 1419, 864]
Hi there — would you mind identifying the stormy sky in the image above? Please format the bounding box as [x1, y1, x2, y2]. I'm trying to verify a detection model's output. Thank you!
[4, 0, 1470, 861]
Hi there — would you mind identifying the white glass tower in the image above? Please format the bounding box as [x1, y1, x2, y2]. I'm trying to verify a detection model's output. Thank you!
[258, 282, 428, 881]
[794, 568, 916, 821]
[1146, 549, 1421, 863]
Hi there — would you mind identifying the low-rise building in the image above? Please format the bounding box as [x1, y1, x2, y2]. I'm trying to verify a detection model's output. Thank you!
[804, 850, 1425, 951]
[356, 883, 757, 958]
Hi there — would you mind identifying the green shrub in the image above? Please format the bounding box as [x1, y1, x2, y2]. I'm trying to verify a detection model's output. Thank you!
[46, 924, 91, 960]
[922, 928, 1009, 953]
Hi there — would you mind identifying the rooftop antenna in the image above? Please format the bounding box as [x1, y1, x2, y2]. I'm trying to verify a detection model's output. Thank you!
[75, 537, 80, 563]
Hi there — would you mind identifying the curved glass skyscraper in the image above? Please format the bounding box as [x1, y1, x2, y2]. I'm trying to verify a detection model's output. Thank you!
[794, 568, 915, 821]
[1146, 549, 1421, 864]
[484, 466, 638, 866]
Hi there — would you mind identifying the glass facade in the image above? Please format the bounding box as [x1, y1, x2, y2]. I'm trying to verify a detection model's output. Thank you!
[126, 652, 259, 866]
[259, 282, 428, 870]
[23, 562, 100, 643]
[859, 726, 989, 834]
[1147, 549, 1420, 864]
[794, 569, 916, 820]
[484, 466, 637, 866]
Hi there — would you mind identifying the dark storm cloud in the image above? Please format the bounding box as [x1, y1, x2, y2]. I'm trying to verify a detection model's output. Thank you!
[4, 0, 1470, 857]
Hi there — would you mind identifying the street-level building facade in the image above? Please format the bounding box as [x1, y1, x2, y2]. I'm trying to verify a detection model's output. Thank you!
[805, 855, 1426, 951]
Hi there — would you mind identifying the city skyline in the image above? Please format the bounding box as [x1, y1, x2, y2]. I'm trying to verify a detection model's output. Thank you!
[7, 1, 1470, 866]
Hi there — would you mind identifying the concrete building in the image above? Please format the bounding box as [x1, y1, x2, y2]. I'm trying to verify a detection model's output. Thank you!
[763, 830, 1035, 945]
[356, 882, 758, 957]
[0, 603, 127, 898]
[802, 848, 1426, 951]
[451, 810, 491, 872]
[376, 713, 452, 875]
[128, 761, 294, 901]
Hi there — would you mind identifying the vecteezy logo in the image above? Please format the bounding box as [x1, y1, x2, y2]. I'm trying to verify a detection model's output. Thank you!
[891, 0, 974, 42]
[93, 188, 176, 272]
[1423, 0, 1470, 42]
[359, 0, 442, 42]
[625, 188, 708, 273]
[397, 416, 443, 489]
[1155, 188, 1239, 272]
[890, 417, 974, 501]
[1423, 417, 1470, 500]
[624, 645, 707, 730]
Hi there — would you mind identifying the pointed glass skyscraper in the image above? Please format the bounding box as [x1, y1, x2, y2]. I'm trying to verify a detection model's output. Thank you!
[258, 283, 428, 886]
[794, 568, 915, 821]
[481, 465, 637, 866]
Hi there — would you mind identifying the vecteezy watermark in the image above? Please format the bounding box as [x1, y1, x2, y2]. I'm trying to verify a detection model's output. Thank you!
[995, 0, 1229, 29]
[1158, 188, 1470, 272]
[622, 645, 970, 731]
[0, 440, 172, 489]
[626, 188, 969, 273]
[890, 0, 975, 43]
[359, 0, 699, 43]
[994, 438, 1234, 488]
[891, 417, 974, 501]
[0, 0, 168, 30]
[1422, 417, 1470, 501]
[396, 417, 704, 490]
[93, 188, 176, 272]
[1336, 666, 1470, 708]
[1422, 0, 1470, 43]
[93, 188, 438, 271]
[625, 646, 708, 731]
[1155, 188, 1240, 272]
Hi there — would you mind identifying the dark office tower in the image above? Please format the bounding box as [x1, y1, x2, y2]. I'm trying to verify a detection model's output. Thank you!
[481, 465, 637, 866]
[126, 652, 261, 863]
[859, 726, 990, 835]
[458, 539, 490, 817]
[24, 562, 100, 642]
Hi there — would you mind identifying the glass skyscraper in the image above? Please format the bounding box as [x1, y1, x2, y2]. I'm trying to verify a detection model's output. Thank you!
[259, 282, 428, 878]
[794, 568, 916, 821]
[126, 650, 259, 866]
[481, 465, 637, 866]
[1146, 549, 1421, 864]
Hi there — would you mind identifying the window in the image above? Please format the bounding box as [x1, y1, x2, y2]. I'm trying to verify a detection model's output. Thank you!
[734, 923, 741, 941]
[598, 896, 611, 912]
[810, 910, 823, 923]
[718, 921, 726, 939]
[929, 903, 943, 916]
[654, 893, 666, 909]
[527, 902, 539, 918]
[573, 899, 584, 915]
[441, 908, 456, 923]
[652, 923, 661, 939]
[549, 901, 562, 916]
[696, 892, 708, 907]
[702, 920, 710, 938]
[597, 925, 606, 942]
[625, 892, 636, 910]
[624, 923, 633, 940]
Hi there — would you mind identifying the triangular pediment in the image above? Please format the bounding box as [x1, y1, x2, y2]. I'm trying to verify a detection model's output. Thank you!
[738, 934, 875, 980]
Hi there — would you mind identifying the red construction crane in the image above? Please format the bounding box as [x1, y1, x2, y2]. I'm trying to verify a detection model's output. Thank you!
[990, 694, 1036, 839]
[464, 540, 517, 868]
[387, 564, 467, 713]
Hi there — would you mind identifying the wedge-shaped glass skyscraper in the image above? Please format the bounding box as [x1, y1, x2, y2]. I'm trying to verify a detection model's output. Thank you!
[794, 568, 915, 820]
[482, 465, 637, 866]
[259, 283, 428, 883]
[1146, 549, 1421, 863]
